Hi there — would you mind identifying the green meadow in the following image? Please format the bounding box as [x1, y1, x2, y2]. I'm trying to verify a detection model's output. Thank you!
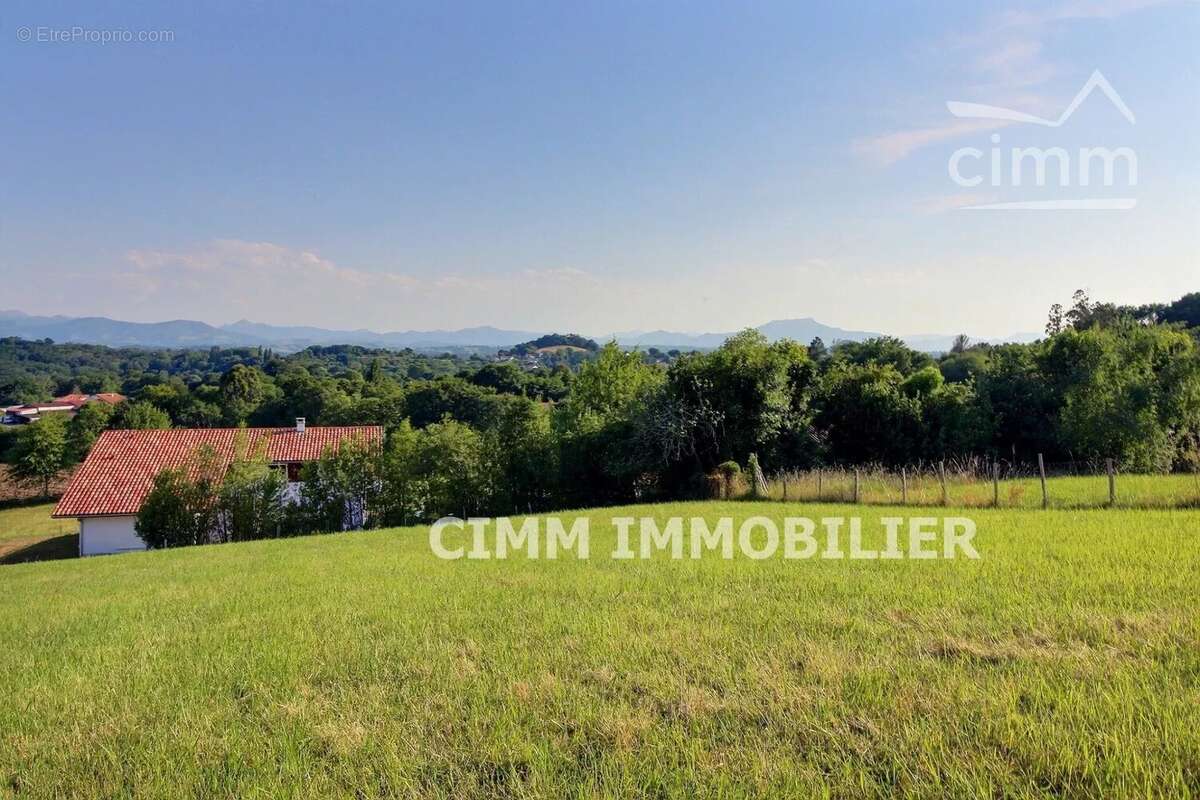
[0, 503, 76, 565]
[1, 500, 1198, 798]
[764, 470, 1200, 509]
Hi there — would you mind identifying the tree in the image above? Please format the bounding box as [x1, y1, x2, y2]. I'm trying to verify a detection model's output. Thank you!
[663, 331, 817, 471]
[111, 401, 171, 430]
[216, 433, 286, 542]
[807, 337, 828, 362]
[299, 435, 384, 532]
[950, 334, 971, 354]
[977, 344, 1057, 461]
[556, 342, 663, 433]
[409, 420, 486, 520]
[922, 380, 990, 458]
[1050, 324, 1200, 471]
[134, 447, 223, 549]
[10, 414, 70, 496]
[480, 396, 556, 514]
[403, 378, 499, 429]
[938, 349, 989, 384]
[378, 421, 425, 525]
[67, 401, 114, 461]
[379, 420, 488, 523]
[1046, 303, 1065, 336]
[555, 343, 664, 505]
[219, 365, 279, 425]
[1164, 292, 1200, 328]
[816, 364, 922, 465]
[1, 375, 55, 406]
[900, 365, 945, 398]
[831, 337, 933, 375]
[469, 361, 528, 396]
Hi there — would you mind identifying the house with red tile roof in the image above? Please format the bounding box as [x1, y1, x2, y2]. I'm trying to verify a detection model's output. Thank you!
[2, 402, 77, 424]
[2, 393, 127, 425]
[53, 392, 127, 409]
[54, 419, 383, 556]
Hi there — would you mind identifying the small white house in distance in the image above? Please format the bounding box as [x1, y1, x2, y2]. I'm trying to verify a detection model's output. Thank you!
[53, 420, 383, 556]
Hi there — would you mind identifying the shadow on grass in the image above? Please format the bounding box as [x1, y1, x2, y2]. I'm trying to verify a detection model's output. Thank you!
[0, 495, 62, 512]
[0, 534, 78, 565]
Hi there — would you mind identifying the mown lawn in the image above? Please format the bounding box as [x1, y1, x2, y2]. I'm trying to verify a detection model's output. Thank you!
[1, 501, 1197, 798]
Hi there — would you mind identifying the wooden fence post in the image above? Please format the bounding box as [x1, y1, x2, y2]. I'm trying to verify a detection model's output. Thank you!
[992, 462, 999, 507]
[939, 461, 947, 506]
[1106, 458, 1115, 506]
[1037, 453, 1048, 509]
[853, 469, 860, 503]
[901, 467, 908, 505]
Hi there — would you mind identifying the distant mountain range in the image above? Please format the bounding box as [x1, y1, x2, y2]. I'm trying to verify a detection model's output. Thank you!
[598, 318, 887, 350]
[0, 310, 1039, 353]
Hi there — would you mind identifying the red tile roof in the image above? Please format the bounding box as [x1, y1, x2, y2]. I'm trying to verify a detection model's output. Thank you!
[54, 394, 91, 408]
[54, 393, 126, 408]
[53, 426, 383, 518]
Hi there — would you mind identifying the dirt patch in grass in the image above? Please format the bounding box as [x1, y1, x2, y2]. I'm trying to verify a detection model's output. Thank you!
[0, 465, 74, 504]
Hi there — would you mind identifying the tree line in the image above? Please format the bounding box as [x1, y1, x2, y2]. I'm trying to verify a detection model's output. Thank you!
[6, 292, 1200, 521]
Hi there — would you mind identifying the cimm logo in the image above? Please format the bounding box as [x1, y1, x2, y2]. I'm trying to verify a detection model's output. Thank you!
[946, 71, 1137, 210]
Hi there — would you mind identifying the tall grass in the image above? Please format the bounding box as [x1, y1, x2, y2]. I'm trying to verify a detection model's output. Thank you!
[762, 461, 1200, 509]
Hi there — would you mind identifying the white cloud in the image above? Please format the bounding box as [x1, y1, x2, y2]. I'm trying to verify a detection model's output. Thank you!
[853, 119, 1010, 166]
[857, 0, 1178, 164]
[2, 238, 949, 334]
[107, 240, 619, 330]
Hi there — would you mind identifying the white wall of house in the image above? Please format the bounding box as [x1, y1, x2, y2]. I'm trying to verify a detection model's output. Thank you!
[282, 481, 304, 504]
[79, 516, 146, 557]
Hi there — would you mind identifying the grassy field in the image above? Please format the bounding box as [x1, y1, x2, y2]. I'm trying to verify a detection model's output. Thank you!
[765, 470, 1200, 509]
[0, 503, 77, 564]
[1, 500, 1197, 798]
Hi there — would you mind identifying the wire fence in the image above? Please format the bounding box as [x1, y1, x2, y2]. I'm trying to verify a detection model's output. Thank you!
[733, 455, 1200, 510]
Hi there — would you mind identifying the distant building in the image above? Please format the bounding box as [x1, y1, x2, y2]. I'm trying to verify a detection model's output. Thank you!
[53, 392, 126, 409]
[1, 403, 77, 424]
[53, 420, 383, 556]
[1, 393, 126, 425]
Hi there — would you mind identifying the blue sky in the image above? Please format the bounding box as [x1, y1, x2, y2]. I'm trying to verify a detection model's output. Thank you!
[2, 0, 1196, 337]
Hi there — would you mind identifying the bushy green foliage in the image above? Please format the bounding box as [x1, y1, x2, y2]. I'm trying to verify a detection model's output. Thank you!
[298, 436, 384, 533]
[817, 364, 923, 464]
[504, 333, 599, 355]
[217, 435, 286, 542]
[554, 343, 664, 505]
[111, 400, 172, 430]
[66, 401, 113, 461]
[1050, 324, 1200, 472]
[663, 331, 817, 474]
[134, 447, 223, 549]
[9, 414, 71, 496]
[7, 290, 1200, 514]
[831, 335, 934, 375]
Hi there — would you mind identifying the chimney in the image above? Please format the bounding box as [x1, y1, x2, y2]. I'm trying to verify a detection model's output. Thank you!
[295, 417, 306, 433]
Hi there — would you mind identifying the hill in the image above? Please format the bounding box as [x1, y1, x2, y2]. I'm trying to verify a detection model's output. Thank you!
[0, 500, 1195, 797]
[0, 311, 544, 352]
[0, 310, 1040, 353]
[502, 333, 600, 357]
